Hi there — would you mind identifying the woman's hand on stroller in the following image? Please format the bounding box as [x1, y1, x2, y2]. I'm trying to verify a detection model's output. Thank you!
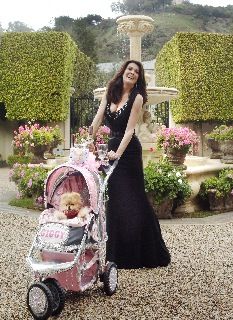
[107, 150, 120, 160]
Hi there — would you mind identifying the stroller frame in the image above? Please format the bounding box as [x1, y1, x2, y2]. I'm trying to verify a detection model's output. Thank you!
[26, 159, 118, 319]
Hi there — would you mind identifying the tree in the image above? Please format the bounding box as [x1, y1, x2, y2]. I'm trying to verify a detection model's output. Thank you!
[84, 14, 103, 26]
[73, 19, 97, 61]
[54, 16, 98, 62]
[7, 21, 34, 32]
[111, 1, 127, 14]
[111, 0, 172, 14]
[54, 16, 74, 33]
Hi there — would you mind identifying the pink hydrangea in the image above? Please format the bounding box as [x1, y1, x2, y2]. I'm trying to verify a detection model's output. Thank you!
[157, 127, 199, 153]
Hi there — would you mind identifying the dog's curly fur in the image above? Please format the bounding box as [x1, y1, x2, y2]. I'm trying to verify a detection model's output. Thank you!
[55, 192, 89, 220]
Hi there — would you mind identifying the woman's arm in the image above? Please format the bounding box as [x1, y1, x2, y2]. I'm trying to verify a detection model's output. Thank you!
[108, 94, 143, 160]
[90, 92, 107, 137]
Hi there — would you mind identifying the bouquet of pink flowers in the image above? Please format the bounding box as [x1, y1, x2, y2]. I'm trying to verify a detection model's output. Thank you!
[95, 125, 110, 145]
[74, 126, 90, 145]
[156, 127, 198, 153]
[74, 125, 110, 146]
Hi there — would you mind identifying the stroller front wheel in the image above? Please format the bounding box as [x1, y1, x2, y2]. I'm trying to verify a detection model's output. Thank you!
[27, 282, 53, 320]
[43, 278, 65, 316]
[103, 262, 118, 296]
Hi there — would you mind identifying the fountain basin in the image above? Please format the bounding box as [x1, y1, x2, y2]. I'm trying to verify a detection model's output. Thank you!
[94, 86, 178, 105]
[176, 156, 233, 214]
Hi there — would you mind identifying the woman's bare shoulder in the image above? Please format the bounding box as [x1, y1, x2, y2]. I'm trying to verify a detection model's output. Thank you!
[133, 93, 143, 107]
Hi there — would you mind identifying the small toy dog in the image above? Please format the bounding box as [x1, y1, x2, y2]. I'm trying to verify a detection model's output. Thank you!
[55, 192, 90, 221]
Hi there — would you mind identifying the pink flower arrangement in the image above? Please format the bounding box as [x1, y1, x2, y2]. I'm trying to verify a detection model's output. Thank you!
[13, 122, 62, 155]
[156, 127, 199, 153]
[74, 126, 90, 144]
[74, 125, 110, 145]
[95, 125, 110, 145]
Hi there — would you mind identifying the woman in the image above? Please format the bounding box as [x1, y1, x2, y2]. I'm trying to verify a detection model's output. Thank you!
[91, 60, 170, 269]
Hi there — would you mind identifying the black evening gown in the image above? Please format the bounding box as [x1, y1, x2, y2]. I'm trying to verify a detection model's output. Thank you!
[105, 89, 171, 269]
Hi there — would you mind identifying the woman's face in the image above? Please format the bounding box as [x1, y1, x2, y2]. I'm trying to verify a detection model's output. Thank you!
[122, 62, 140, 87]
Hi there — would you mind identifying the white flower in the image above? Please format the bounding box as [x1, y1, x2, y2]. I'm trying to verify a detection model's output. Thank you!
[178, 179, 183, 184]
[176, 172, 181, 177]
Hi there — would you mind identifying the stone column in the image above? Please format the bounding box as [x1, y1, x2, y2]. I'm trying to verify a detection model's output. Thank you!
[116, 15, 154, 62]
[130, 34, 142, 61]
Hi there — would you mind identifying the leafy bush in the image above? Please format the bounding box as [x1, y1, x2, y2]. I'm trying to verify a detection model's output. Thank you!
[199, 169, 233, 199]
[7, 154, 33, 167]
[9, 164, 49, 206]
[144, 159, 192, 205]
[156, 32, 233, 123]
[206, 125, 233, 141]
[0, 32, 76, 121]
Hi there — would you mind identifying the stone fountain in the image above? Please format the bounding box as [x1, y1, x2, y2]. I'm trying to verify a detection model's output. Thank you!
[94, 15, 178, 166]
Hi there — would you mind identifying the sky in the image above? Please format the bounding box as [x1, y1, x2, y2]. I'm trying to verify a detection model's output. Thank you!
[0, 0, 232, 31]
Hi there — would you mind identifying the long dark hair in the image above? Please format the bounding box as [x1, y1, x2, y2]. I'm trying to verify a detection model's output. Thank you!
[106, 60, 147, 105]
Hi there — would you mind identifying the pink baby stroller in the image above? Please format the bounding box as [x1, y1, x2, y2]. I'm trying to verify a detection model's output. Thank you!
[26, 150, 118, 320]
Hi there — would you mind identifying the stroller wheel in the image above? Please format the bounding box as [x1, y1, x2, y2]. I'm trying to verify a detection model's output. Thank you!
[43, 278, 65, 316]
[103, 262, 118, 296]
[27, 282, 53, 320]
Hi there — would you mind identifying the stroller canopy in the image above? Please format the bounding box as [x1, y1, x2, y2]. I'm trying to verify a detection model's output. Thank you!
[45, 165, 99, 213]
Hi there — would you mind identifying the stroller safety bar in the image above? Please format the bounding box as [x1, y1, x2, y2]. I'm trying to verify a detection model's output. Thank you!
[26, 257, 77, 275]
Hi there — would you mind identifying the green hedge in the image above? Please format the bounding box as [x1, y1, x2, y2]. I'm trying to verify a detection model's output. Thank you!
[155, 32, 233, 123]
[73, 50, 97, 97]
[0, 32, 77, 121]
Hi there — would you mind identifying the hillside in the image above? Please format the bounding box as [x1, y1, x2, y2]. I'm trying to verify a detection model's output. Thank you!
[94, 11, 233, 63]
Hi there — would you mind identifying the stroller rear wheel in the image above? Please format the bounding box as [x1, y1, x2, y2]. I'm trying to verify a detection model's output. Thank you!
[27, 282, 53, 320]
[103, 262, 118, 296]
[43, 278, 65, 316]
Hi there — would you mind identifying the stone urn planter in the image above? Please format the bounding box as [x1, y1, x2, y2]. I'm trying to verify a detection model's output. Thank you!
[47, 140, 62, 159]
[30, 145, 49, 164]
[207, 191, 225, 212]
[166, 147, 187, 169]
[219, 140, 233, 164]
[147, 193, 174, 219]
[224, 193, 233, 211]
[206, 138, 222, 159]
[207, 191, 233, 212]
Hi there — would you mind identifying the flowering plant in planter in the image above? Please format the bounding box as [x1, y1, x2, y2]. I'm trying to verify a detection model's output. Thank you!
[198, 169, 233, 211]
[13, 123, 62, 155]
[144, 159, 192, 206]
[156, 127, 199, 153]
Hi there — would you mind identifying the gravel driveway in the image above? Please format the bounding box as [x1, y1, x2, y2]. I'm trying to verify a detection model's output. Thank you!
[0, 211, 232, 320]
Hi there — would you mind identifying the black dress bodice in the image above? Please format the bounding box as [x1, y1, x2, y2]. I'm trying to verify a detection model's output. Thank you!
[105, 88, 138, 135]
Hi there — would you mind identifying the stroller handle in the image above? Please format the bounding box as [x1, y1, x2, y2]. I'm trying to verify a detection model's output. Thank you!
[101, 159, 118, 191]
